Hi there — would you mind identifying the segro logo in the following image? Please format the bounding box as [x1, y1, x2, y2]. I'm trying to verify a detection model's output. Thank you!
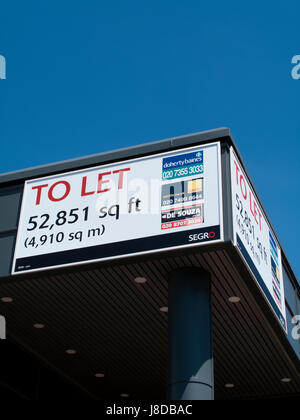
[189, 231, 216, 242]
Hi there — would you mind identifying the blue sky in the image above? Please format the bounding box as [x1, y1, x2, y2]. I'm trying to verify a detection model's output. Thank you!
[0, 1, 299, 279]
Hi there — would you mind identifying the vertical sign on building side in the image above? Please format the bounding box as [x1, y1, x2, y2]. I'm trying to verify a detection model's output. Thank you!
[230, 148, 287, 332]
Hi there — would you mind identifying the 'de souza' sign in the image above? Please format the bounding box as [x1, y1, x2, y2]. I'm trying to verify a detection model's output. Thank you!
[12, 143, 223, 274]
[230, 148, 287, 332]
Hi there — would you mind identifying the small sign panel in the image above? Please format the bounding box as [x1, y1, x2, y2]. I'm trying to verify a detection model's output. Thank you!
[230, 148, 287, 332]
[12, 143, 223, 274]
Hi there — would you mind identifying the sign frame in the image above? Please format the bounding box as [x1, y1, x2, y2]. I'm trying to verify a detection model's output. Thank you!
[230, 147, 287, 333]
[12, 142, 224, 275]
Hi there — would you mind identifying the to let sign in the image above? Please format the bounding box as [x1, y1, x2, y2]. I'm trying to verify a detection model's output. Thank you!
[12, 143, 223, 274]
[230, 148, 287, 332]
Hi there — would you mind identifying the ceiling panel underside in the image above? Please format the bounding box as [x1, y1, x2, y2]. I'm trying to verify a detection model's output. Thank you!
[0, 249, 299, 400]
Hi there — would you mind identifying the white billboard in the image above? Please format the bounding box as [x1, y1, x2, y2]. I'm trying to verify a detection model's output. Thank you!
[230, 148, 287, 332]
[12, 142, 223, 274]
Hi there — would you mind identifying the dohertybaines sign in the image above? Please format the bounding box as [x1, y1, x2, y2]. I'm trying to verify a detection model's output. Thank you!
[12, 143, 223, 274]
